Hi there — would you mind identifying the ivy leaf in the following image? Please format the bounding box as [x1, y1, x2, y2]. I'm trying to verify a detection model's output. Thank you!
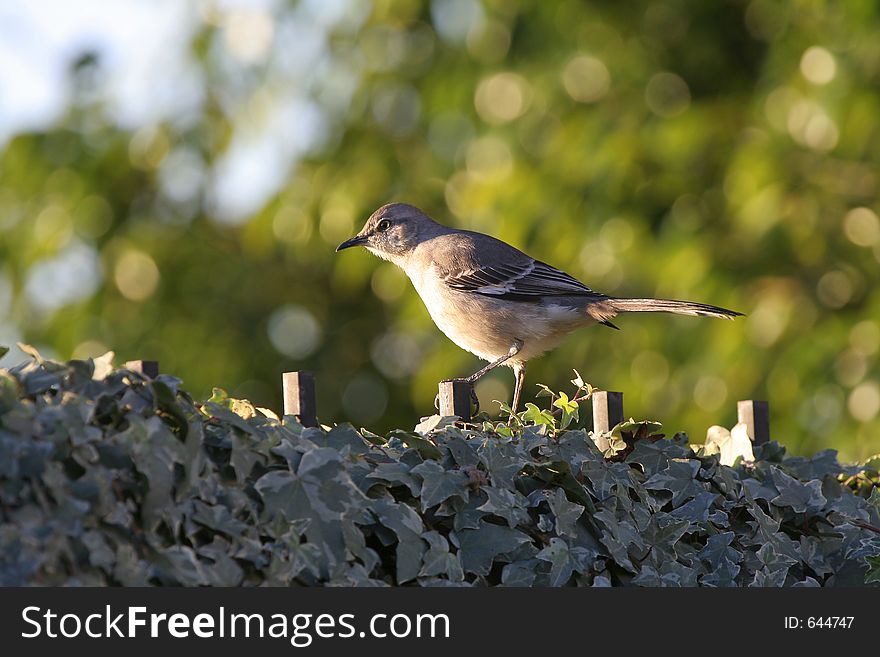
[552, 392, 579, 429]
[641, 514, 690, 561]
[477, 486, 529, 527]
[535, 383, 556, 400]
[479, 440, 528, 489]
[699, 532, 742, 571]
[323, 423, 370, 455]
[670, 491, 719, 524]
[749, 567, 788, 587]
[411, 460, 470, 510]
[546, 488, 584, 539]
[2, 347, 879, 589]
[868, 488, 880, 515]
[756, 542, 798, 573]
[626, 438, 688, 475]
[536, 538, 593, 586]
[520, 402, 555, 428]
[593, 508, 644, 572]
[456, 522, 532, 575]
[419, 531, 463, 581]
[154, 546, 207, 586]
[770, 468, 827, 514]
[611, 419, 663, 440]
[387, 429, 442, 460]
[501, 561, 538, 587]
[414, 414, 458, 436]
[705, 423, 754, 466]
[371, 499, 426, 584]
[645, 460, 703, 507]
[366, 462, 420, 495]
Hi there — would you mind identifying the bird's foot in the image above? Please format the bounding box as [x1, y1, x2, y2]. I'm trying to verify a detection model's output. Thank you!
[434, 379, 480, 416]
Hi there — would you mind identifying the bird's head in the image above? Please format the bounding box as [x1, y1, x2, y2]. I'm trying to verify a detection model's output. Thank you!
[336, 203, 442, 264]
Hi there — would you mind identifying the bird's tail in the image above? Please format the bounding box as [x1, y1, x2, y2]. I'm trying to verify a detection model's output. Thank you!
[607, 297, 742, 320]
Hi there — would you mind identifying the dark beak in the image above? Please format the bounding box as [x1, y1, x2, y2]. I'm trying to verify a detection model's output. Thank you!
[335, 235, 369, 252]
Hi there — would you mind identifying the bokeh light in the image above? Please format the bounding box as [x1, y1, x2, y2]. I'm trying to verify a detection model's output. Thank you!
[562, 55, 611, 104]
[113, 249, 160, 302]
[800, 46, 836, 86]
[267, 305, 321, 360]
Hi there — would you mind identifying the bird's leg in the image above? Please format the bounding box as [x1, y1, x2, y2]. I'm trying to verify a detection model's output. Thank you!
[511, 362, 526, 414]
[465, 340, 523, 383]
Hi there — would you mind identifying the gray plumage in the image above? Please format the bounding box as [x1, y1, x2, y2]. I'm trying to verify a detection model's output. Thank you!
[337, 203, 741, 413]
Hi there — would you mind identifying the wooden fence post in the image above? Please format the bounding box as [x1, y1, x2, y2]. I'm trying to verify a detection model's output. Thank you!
[283, 371, 317, 428]
[592, 391, 624, 434]
[438, 379, 473, 421]
[737, 400, 769, 445]
[124, 360, 159, 378]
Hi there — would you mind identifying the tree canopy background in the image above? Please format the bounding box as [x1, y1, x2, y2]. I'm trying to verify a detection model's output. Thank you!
[0, 0, 878, 461]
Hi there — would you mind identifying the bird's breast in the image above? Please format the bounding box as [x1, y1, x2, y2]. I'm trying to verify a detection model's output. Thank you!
[405, 264, 589, 363]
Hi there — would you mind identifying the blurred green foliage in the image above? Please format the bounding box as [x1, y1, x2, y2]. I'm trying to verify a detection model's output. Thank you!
[1, 0, 879, 460]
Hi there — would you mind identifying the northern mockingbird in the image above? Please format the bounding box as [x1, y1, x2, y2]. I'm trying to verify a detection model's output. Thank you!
[337, 203, 742, 413]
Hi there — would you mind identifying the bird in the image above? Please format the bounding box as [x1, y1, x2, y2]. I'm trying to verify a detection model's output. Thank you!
[336, 203, 742, 414]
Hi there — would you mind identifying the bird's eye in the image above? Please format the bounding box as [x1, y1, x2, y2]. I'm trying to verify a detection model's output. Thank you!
[376, 219, 391, 232]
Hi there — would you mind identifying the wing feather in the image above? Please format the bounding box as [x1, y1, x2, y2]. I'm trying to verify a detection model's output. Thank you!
[442, 259, 593, 300]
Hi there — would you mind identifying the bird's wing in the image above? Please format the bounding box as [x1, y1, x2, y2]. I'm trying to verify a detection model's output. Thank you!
[442, 259, 594, 300]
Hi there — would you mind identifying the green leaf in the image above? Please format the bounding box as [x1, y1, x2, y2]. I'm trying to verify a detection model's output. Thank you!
[1, 343, 878, 589]
[495, 400, 515, 416]
[370, 499, 426, 584]
[645, 460, 704, 507]
[477, 486, 529, 527]
[698, 532, 742, 571]
[501, 561, 538, 587]
[520, 402, 555, 428]
[411, 460, 470, 510]
[456, 521, 532, 575]
[611, 418, 663, 439]
[535, 383, 556, 399]
[366, 462, 420, 495]
[414, 414, 458, 435]
[206, 387, 229, 405]
[769, 468, 827, 514]
[387, 429, 442, 460]
[552, 392, 579, 429]
[626, 438, 689, 475]
[868, 487, 880, 515]
[419, 531, 463, 581]
[536, 537, 593, 586]
[546, 488, 585, 539]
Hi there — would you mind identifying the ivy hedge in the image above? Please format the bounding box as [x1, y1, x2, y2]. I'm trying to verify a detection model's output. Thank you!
[1, 346, 879, 587]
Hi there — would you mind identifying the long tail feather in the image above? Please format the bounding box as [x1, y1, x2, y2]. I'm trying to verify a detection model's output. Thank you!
[607, 297, 742, 320]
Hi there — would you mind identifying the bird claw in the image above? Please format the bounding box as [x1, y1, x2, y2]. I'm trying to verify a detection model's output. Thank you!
[470, 387, 480, 415]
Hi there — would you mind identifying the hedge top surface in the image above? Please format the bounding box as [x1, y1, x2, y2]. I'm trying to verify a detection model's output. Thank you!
[1, 347, 879, 586]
